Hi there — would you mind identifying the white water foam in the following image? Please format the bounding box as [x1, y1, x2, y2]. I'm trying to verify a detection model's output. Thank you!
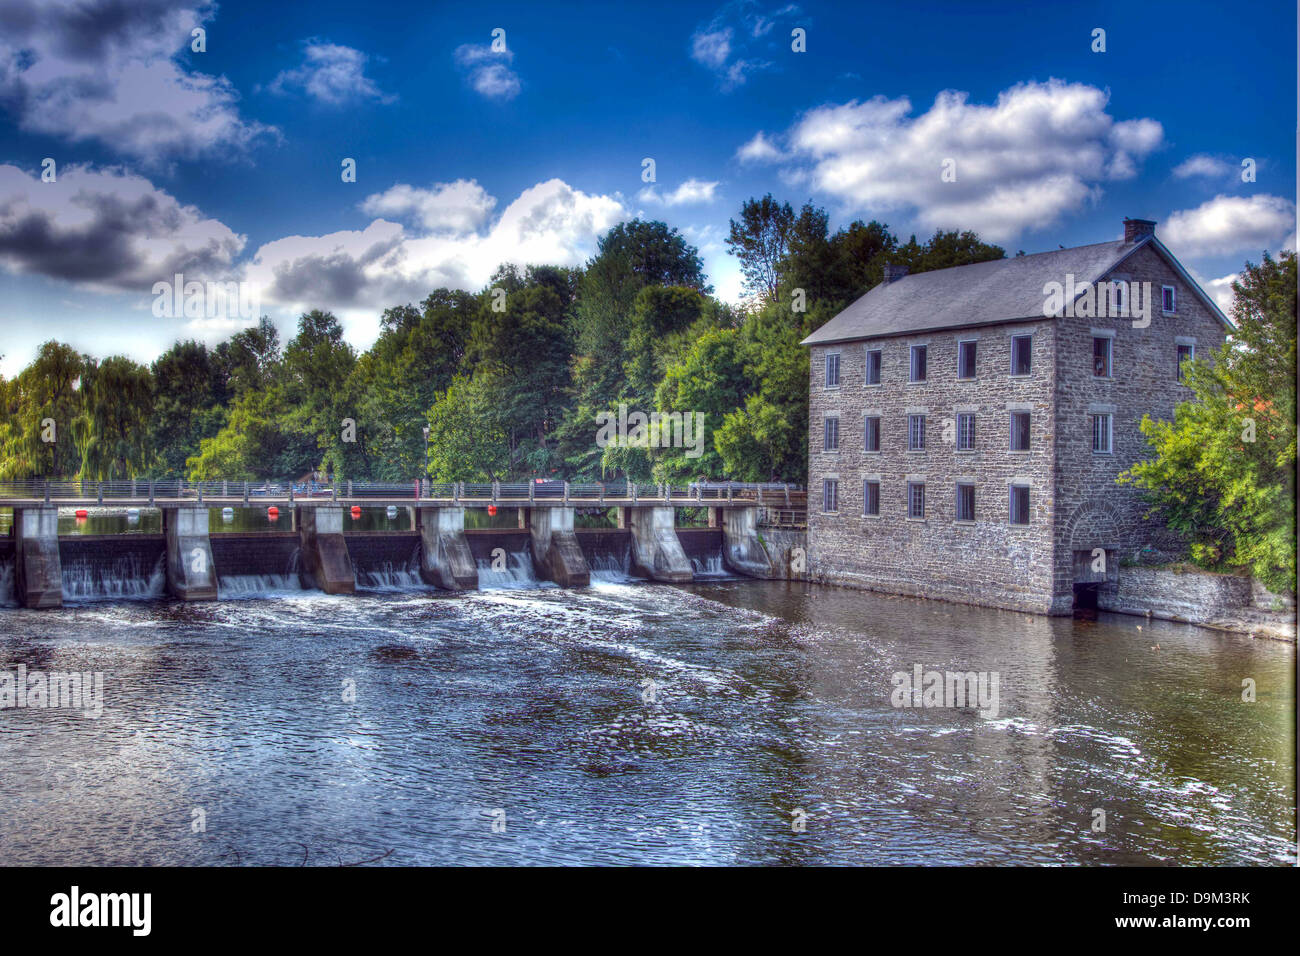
[476, 550, 545, 589]
[62, 553, 166, 602]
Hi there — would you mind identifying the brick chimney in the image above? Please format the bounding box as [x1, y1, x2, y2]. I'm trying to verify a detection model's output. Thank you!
[881, 263, 909, 283]
[1123, 218, 1156, 243]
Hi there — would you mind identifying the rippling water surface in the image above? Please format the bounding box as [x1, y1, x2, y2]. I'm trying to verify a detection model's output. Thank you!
[0, 577, 1293, 865]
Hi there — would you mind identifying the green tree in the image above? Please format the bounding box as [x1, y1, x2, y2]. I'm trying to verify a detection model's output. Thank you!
[0, 340, 88, 478]
[425, 373, 510, 481]
[73, 356, 155, 479]
[727, 193, 794, 302]
[1122, 251, 1297, 593]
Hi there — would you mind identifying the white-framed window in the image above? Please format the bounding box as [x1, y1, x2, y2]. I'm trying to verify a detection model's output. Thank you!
[956, 412, 976, 451]
[1010, 411, 1031, 451]
[955, 482, 976, 522]
[1109, 280, 1128, 315]
[865, 348, 882, 385]
[863, 480, 880, 516]
[1011, 334, 1033, 375]
[823, 416, 840, 451]
[825, 352, 841, 388]
[956, 411, 977, 452]
[864, 416, 881, 452]
[907, 481, 926, 519]
[1177, 343, 1195, 382]
[909, 344, 927, 382]
[822, 478, 839, 513]
[957, 340, 977, 379]
[1093, 336, 1112, 378]
[908, 414, 926, 451]
[1092, 413, 1112, 454]
[1009, 485, 1030, 525]
[1162, 285, 1177, 313]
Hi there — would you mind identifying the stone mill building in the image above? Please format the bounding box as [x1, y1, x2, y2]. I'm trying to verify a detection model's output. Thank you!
[801, 218, 1231, 614]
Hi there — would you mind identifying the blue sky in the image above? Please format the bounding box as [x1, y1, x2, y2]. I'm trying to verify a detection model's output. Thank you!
[1, 0, 1295, 376]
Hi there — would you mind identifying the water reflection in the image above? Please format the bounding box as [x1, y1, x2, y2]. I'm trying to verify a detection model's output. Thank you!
[0, 578, 1292, 866]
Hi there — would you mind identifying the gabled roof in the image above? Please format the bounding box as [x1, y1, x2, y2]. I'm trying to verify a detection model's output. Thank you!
[800, 235, 1233, 347]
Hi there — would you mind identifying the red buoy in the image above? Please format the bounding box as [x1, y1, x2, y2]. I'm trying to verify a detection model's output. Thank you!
[75, 508, 88, 519]
[487, 504, 498, 517]
[267, 506, 279, 520]
[350, 505, 362, 518]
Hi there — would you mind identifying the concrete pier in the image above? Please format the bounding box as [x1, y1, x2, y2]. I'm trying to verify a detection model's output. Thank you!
[13, 506, 62, 608]
[296, 506, 356, 594]
[528, 507, 590, 587]
[719, 506, 777, 578]
[626, 506, 693, 583]
[163, 506, 217, 600]
[418, 507, 478, 590]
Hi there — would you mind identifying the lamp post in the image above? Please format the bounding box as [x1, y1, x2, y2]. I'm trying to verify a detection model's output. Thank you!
[421, 425, 430, 489]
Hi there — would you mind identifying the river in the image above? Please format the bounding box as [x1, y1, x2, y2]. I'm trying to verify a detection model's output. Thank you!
[0, 571, 1293, 865]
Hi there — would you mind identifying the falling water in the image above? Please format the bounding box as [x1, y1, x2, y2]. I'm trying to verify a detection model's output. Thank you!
[690, 552, 729, 578]
[357, 546, 427, 590]
[61, 553, 166, 602]
[0, 558, 14, 607]
[217, 549, 305, 598]
[476, 550, 545, 589]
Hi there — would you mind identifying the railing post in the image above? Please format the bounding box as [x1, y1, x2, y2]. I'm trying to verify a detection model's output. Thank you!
[727, 482, 733, 503]
[348, 480, 353, 499]
[43, 480, 50, 504]
[197, 481, 202, 504]
[243, 481, 249, 503]
[528, 481, 534, 504]
[492, 481, 499, 504]
[631, 483, 637, 504]
[784, 483, 790, 507]
[148, 479, 154, 505]
[97, 482, 103, 505]
[289, 484, 294, 503]
[453, 482, 460, 504]
[599, 482, 604, 505]
[563, 481, 569, 505]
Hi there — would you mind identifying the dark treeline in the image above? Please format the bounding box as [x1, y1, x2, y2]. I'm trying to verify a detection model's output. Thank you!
[0, 195, 1004, 484]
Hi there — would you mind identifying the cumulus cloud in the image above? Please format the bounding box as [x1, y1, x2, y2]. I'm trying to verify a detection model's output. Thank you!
[268, 40, 394, 105]
[245, 179, 627, 321]
[689, 2, 800, 90]
[1172, 153, 1235, 180]
[745, 79, 1164, 241]
[735, 131, 787, 163]
[0, 0, 274, 165]
[453, 42, 520, 100]
[1163, 194, 1296, 257]
[637, 178, 720, 206]
[0, 163, 245, 292]
[360, 179, 497, 233]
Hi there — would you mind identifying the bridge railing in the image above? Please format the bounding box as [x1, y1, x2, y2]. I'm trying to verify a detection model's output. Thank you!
[0, 478, 804, 504]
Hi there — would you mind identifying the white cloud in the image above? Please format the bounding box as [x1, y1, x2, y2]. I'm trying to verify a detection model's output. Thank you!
[453, 42, 520, 100]
[751, 79, 1164, 242]
[0, 162, 245, 293]
[360, 180, 497, 233]
[1201, 272, 1239, 315]
[245, 179, 628, 333]
[691, 28, 733, 69]
[637, 178, 720, 206]
[1163, 194, 1296, 257]
[0, 0, 274, 166]
[689, 3, 800, 91]
[268, 41, 394, 105]
[1172, 154, 1234, 179]
[735, 131, 786, 163]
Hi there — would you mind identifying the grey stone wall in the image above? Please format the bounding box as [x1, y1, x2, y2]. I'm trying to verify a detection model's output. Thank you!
[807, 318, 1059, 612]
[806, 242, 1230, 615]
[1052, 242, 1228, 611]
